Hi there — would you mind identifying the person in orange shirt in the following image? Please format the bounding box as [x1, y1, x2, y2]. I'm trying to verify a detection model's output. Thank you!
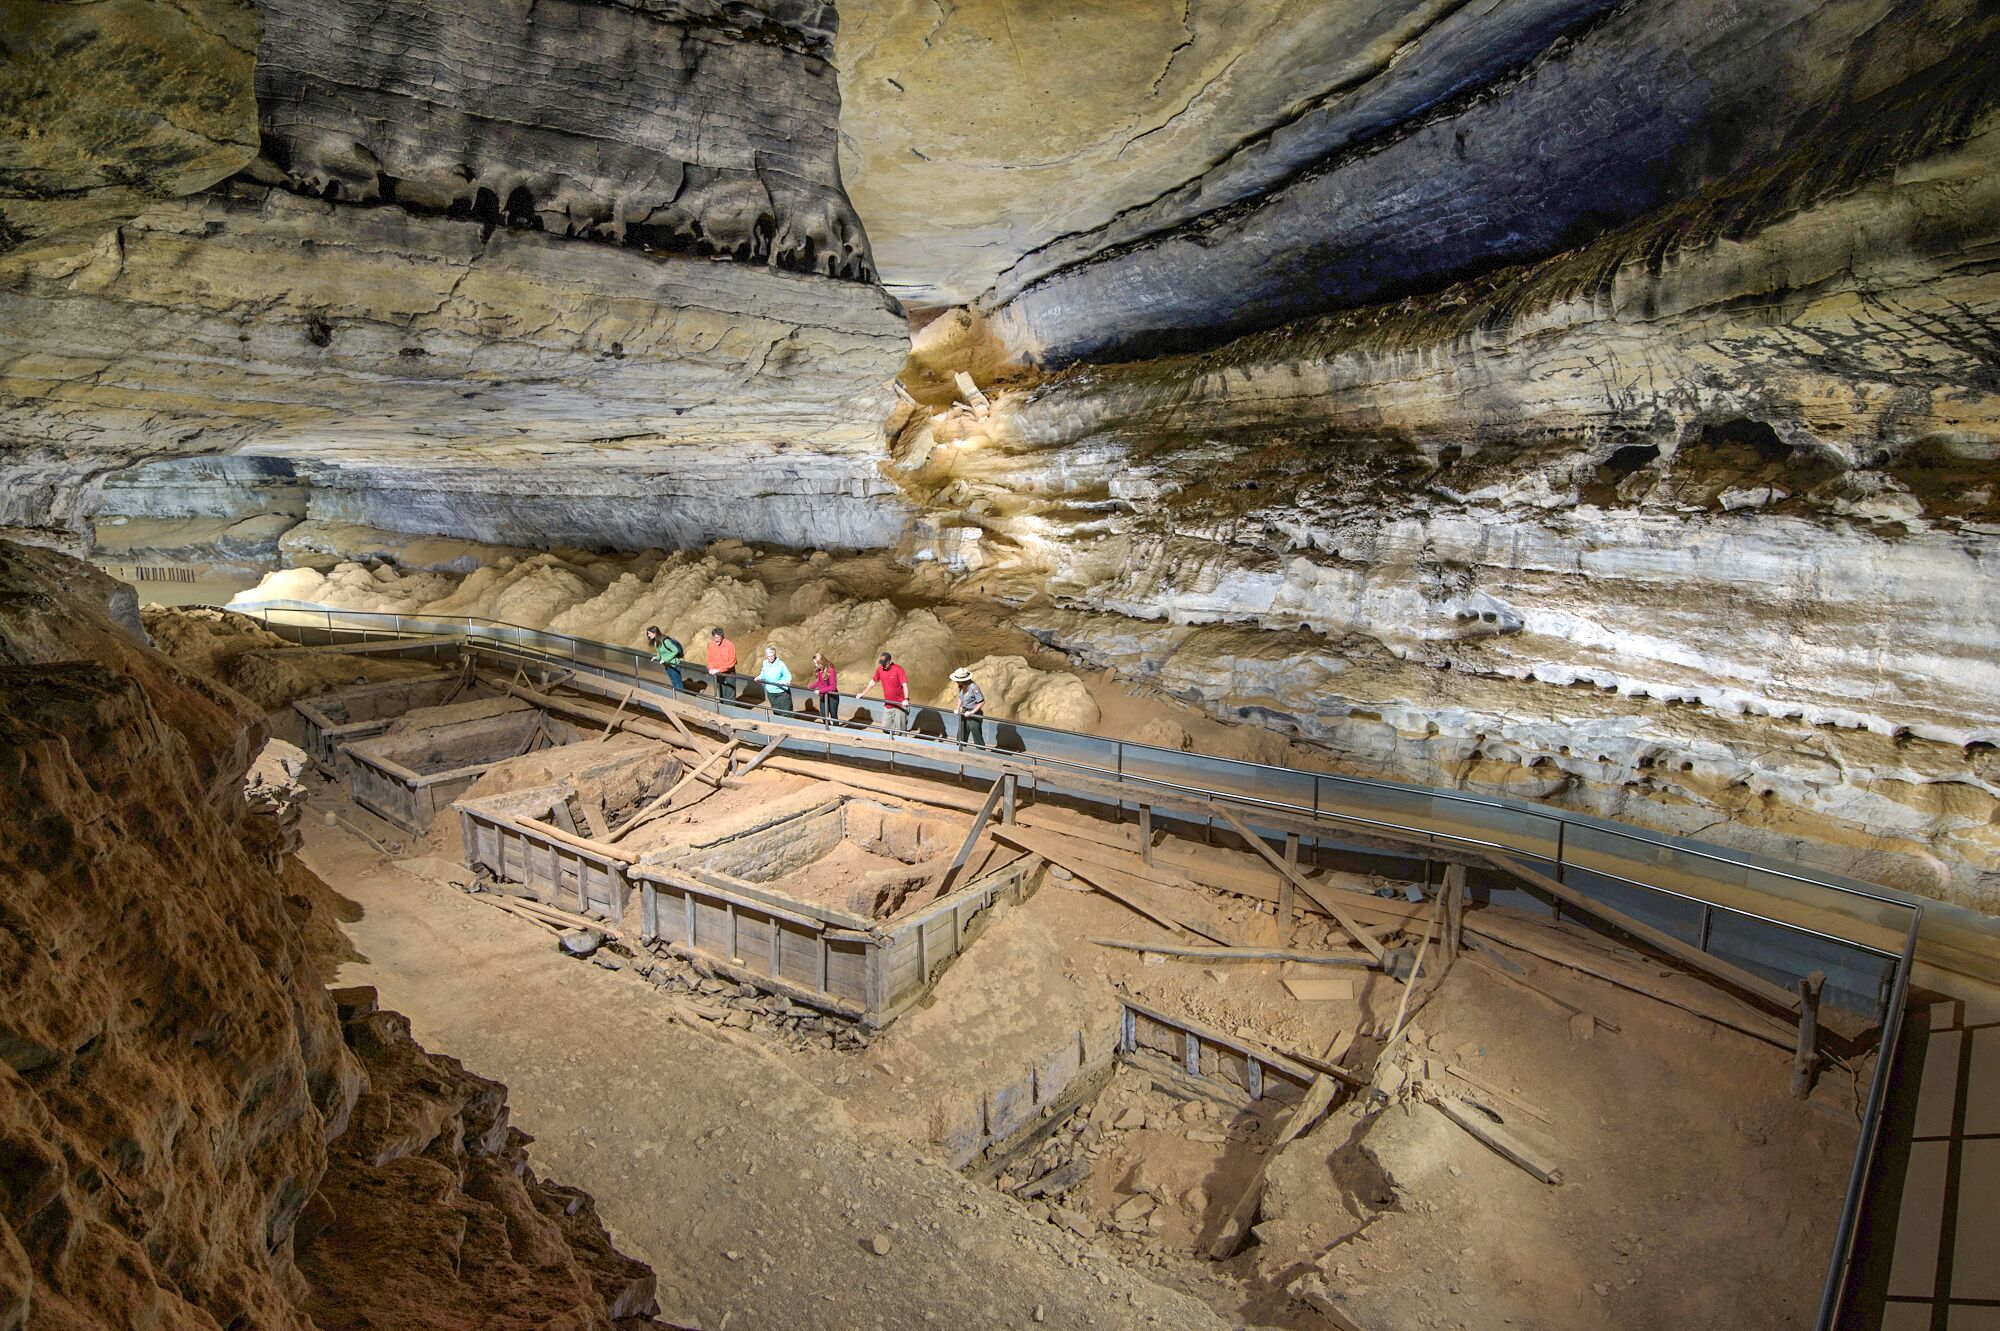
[706, 626, 739, 702]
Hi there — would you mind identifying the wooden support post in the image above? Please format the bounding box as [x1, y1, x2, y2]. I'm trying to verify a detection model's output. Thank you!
[925, 777, 1007, 901]
[1279, 832, 1299, 929]
[1213, 804, 1386, 962]
[1443, 863, 1466, 966]
[1139, 803, 1154, 865]
[1791, 970, 1825, 1099]
[1002, 772, 1017, 825]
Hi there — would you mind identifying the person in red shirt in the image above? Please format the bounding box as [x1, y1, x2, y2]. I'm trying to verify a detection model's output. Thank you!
[706, 627, 739, 702]
[857, 650, 910, 735]
[810, 653, 839, 722]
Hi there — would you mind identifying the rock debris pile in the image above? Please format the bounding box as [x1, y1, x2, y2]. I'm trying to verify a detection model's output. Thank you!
[0, 541, 661, 1330]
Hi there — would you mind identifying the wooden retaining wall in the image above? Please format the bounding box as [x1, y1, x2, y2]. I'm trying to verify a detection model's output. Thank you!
[458, 788, 632, 920]
[631, 854, 1040, 1028]
[348, 711, 580, 833]
[294, 675, 470, 777]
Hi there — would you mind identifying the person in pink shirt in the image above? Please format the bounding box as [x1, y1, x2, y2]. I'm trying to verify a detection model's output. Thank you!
[856, 650, 910, 735]
[706, 627, 739, 702]
[810, 652, 839, 722]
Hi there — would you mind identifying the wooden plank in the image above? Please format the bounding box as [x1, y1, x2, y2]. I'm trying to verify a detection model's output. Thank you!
[1376, 894, 1444, 1070]
[581, 797, 612, 842]
[1089, 939, 1376, 966]
[1279, 832, 1299, 928]
[922, 778, 1006, 903]
[1463, 951, 1619, 1034]
[1466, 917, 1797, 1048]
[1479, 850, 1802, 1018]
[1443, 1063, 1554, 1126]
[1213, 804, 1387, 962]
[733, 733, 783, 779]
[610, 742, 737, 842]
[1209, 1073, 1340, 1258]
[1431, 1096, 1562, 1184]
[1119, 997, 1322, 1087]
[596, 686, 636, 740]
[992, 826, 1237, 945]
[515, 816, 636, 864]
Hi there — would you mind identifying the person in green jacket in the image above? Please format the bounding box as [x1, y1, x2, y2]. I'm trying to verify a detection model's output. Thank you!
[644, 625, 683, 691]
[756, 644, 793, 713]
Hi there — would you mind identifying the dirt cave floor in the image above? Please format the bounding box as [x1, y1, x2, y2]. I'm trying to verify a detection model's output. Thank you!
[298, 756, 1863, 1331]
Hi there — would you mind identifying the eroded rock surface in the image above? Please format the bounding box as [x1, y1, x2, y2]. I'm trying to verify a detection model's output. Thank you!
[0, 540, 658, 1329]
[893, 112, 2000, 909]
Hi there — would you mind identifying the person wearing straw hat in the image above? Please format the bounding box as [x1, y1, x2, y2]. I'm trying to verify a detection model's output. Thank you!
[950, 666, 986, 747]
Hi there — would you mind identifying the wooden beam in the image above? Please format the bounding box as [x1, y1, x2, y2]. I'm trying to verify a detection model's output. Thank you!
[1466, 926, 1794, 1048]
[597, 686, 636, 740]
[1431, 1096, 1562, 1184]
[1792, 971, 1825, 1099]
[1209, 1073, 1340, 1258]
[1089, 939, 1378, 966]
[1279, 832, 1299, 929]
[924, 779, 1007, 902]
[992, 825, 1239, 945]
[733, 733, 783, 779]
[610, 742, 737, 843]
[1375, 894, 1444, 1073]
[1213, 804, 1387, 962]
[1463, 950, 1618, 1033]
[1479, 850, 1802, 1018]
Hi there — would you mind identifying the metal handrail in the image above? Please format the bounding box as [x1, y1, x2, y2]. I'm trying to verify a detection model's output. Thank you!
[220, 595, 1929, 1330]
[224, 597, 1951, 932]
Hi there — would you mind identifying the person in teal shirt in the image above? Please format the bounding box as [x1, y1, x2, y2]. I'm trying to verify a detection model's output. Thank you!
[756, 644, 793, 713]
[644, 625, 683, 691]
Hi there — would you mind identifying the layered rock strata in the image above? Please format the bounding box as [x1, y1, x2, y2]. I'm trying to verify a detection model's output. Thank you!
[0, 540, 657, 1328]
[0, 185, 908, 549]
[0, 0, 259, 260]
[253, 0, 871, 278]
[983, 0, 2000, 363]
[892, 113, 2000, 908]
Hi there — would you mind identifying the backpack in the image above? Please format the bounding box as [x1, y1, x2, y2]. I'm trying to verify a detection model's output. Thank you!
[658, 634, 682, 660]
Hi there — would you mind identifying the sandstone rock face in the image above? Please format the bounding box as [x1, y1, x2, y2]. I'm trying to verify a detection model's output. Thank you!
[0, 541, 656, 1328]
[982, 0, 2000, 363]
[0, 0, 259, 261]
[255, 0, 872, 278]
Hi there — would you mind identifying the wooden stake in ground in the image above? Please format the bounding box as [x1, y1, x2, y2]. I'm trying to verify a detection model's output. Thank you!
[596, 686, 636, 741]
[1209, 1074, 1341, 1259]
[1212, 804, 1386, 962]
[1791, 970, 1825, 1099]
[1430, 1096, 1562, 1184]
[610, 741, 737, 842]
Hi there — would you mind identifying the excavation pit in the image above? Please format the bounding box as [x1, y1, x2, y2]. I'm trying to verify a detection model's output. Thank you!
[345, 705, 588, 833]
[294, 673, 494, 777]
[633, 791, 1041, 1027]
